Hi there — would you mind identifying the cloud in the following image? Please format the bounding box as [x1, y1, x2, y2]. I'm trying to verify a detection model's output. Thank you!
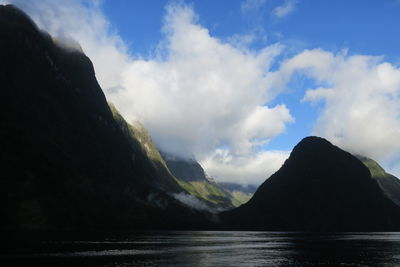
[241, 0, 267, 13]
[108, 4, 294, 158]
[201, 149, 290, 185]
[5, 0, 294, 185]
[273, 0, 297, 18]
[302, 87, 334, 103]
[277, 49, 400, 173]
[173, 193, 213, 212]
[4, 0, 130, 91]
[389, 161, 400, 177]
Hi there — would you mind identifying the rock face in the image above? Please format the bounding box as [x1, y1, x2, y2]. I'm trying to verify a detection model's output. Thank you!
[221, 136, 400, 231]
[0, 5, 212, 240]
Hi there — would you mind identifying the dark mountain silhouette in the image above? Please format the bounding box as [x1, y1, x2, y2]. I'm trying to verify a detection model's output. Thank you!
[0, 5, 214, 240]
[221, 136, 400, 231]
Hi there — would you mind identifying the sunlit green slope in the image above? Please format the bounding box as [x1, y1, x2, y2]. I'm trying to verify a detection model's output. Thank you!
[109, 103, 250, 210]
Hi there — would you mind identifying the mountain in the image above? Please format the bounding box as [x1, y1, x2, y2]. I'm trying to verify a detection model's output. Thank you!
[105, 111, 252, 210]
[358, 156, 400, 207]
[109, 105, 239, 211]
[108, 103, 183, 193]
[218, 182, 257, 206]
[0, 5, 214, 240]
[221, 136, 400, 231]
[160, 151, 257, 208]
[161, 151, 235, 210]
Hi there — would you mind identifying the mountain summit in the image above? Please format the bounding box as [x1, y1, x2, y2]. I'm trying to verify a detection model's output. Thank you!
[221, 136, 400, 231]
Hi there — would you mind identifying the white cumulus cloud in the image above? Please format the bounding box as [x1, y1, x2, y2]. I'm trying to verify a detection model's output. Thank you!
[277, 49, 400, 174]
[201, 149, 290, 185]
[108, 4, 294, 165]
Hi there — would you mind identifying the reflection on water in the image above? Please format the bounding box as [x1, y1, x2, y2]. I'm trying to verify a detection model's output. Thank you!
[2, 231, 400, 266]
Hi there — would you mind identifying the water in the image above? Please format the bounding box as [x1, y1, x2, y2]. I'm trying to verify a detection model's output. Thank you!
[3, 231, 400, 266]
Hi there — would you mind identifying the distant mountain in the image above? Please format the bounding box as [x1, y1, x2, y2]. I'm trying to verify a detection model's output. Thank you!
[358, 156, 400, 207]
[109, 104, 234, 212]
[221, 136, 400, 231]
[159, 150, 256, 209]
[218, 182, 257, 206]
[0, 5, 214, 240]
[160, 151, 235, 210]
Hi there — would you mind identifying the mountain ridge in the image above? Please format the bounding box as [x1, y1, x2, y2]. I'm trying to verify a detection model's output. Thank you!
[358, 156, 400, 207]
[0, 4, 215, 240]
[221, 136, 400, 231]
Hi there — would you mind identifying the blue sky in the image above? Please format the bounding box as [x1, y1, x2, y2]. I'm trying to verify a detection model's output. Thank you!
[102, 1, 400, 60]
[101, 0, 400, 152]
[5, 0, 400, 184]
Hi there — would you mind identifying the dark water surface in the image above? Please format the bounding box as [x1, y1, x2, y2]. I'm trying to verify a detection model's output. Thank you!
[3, 231, 400, 266]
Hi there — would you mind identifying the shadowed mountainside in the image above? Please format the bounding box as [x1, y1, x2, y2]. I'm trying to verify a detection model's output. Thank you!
[0, 5, 215, 240]
[221, 136, 400, 231]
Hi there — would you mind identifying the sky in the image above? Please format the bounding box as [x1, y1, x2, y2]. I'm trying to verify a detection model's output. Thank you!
[2, 0, 400, 185]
